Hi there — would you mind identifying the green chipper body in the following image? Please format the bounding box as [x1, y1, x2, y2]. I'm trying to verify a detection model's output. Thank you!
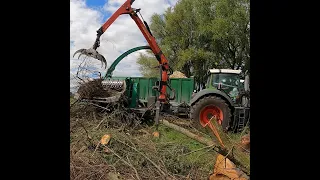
[108, 76, 194, 112]
[100, 45, 195, 114]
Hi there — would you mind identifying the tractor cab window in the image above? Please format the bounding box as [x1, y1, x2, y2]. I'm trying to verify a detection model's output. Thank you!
[211, 73, 240, 100]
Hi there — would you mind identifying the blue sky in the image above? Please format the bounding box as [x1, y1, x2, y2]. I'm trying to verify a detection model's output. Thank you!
[86, 0, 111, 21]
[86, 0, 106, 7]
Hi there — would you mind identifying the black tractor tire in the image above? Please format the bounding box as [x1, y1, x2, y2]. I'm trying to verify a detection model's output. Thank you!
[190, 96, 232, 133]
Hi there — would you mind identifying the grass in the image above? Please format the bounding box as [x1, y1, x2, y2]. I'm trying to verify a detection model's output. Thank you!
[70, 97, 76, 104]
[153, 124, 217, 173]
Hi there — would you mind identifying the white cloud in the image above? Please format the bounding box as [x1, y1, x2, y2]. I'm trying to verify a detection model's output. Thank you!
[70, 0, 178, 91]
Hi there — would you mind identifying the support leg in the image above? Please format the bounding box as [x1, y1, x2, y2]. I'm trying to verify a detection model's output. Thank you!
[154, 100, 161, 131]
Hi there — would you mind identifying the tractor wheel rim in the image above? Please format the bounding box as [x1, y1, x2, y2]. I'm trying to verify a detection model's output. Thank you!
[199, 105, 223, 127]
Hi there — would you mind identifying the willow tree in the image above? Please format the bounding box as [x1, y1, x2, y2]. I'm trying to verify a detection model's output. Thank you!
[137, 0, 250, 85]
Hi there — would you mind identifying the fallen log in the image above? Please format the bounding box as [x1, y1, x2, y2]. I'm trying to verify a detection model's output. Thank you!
[161, 119, 215, 146]
[161, 119, 250, 176]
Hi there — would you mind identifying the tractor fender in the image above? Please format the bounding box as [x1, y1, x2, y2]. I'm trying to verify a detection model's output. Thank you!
[189, 89, 234, 108]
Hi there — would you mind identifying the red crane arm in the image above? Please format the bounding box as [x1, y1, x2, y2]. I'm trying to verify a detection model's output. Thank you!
[94, 0, 170, 102]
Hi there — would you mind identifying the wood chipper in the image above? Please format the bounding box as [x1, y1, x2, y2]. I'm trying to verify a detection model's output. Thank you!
[73, 0, 250, 134]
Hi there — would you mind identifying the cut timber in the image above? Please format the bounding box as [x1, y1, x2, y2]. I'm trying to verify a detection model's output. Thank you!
[100, 134, 111, 145]
[240, 134, 250, 153]
[161, 119, 249, 176]
[210, 154, 249, 180]
[152, 131, 160, 138]
[209, 175, 231, 180]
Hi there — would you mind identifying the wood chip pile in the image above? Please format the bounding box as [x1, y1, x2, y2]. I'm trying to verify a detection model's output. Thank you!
[169, 71, 187, 78]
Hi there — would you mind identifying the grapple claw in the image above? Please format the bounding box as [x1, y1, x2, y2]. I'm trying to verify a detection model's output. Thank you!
[73, 48, 107, 69]
[96, 53, 107, 69]
[73, 49, 86, 58]
[78, 53, 82, 59]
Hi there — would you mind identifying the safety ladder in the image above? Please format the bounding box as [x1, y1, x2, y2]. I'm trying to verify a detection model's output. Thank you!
[234, 107, 250, 132]
[238, 108, 246, 130]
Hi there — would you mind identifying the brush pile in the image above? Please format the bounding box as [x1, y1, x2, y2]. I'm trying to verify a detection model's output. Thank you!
[77, 78, 112, 99]
[70, 101, 219, 180]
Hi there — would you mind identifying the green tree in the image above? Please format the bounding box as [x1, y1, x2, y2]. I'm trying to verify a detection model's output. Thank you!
[136, 50, 159, 77]
[137, 0, 250, 84]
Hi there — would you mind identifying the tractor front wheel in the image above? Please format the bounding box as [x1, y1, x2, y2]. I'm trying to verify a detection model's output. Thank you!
[191, 96, 232, 132]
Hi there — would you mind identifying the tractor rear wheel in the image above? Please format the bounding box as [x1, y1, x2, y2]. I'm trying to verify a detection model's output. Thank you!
[191, 96, 231, 132]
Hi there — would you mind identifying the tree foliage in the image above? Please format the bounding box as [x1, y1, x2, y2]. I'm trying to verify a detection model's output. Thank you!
[137, 0, 250, 85]
[136, 50, 159, 77]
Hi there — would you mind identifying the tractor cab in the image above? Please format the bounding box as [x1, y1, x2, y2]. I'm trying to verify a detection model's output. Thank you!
[205, 69, 242, 103]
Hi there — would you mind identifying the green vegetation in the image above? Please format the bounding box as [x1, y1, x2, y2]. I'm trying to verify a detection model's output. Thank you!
[70, 97, 76, 104]
[154, 124, 216, 172]
[137, 0, 250, 86]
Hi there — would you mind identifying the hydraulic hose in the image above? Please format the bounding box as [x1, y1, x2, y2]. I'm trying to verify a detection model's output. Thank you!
[104, 45, 151, 79]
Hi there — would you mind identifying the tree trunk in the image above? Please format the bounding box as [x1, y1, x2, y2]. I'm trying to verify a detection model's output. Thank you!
[162, 120, 215, 146]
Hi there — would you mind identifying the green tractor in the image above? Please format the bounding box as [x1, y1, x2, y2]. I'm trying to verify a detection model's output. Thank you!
[190, 69, 250, 132]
